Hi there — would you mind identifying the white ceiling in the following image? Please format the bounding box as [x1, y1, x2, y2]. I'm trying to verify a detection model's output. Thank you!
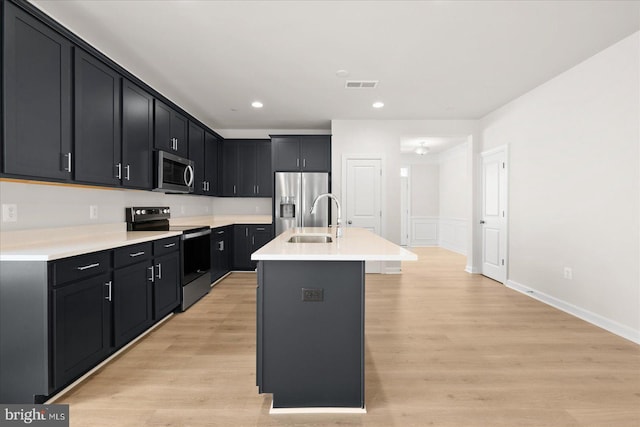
[29, 0, 640, 132]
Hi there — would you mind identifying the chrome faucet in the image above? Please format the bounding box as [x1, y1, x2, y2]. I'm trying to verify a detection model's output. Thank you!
[310, 193, 343, 238]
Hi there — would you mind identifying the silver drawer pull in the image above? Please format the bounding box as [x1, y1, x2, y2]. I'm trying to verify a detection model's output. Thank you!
[256, 227, 265, 231]
[156, 263, 162, 279]
[216, 231, 225, 235]
[163, 243, 176, 248]
[148, 266, 155, 282]
[77, 262, 100, 271]
[129, 251, 146, 257]
[105, 281, 112, 302]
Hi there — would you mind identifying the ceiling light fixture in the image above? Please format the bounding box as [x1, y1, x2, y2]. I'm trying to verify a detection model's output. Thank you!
[336, 69, 350, 78]
[251, 101, 263, 108]
[372, 101, 384, 109]
[415, 142, 429, 156]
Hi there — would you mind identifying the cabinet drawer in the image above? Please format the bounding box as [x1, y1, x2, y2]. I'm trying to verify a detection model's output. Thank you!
[114, 242, 152, 268]
[53, 251, 111, 286]
[153, 236, 180, 256]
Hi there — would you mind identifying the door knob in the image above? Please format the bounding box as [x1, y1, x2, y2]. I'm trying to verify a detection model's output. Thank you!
[480, 220, 486, 224]
[347, 220, 352, 225]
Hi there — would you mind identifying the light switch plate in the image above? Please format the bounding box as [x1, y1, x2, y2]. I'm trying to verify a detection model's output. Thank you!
[2, 204, 18, 222]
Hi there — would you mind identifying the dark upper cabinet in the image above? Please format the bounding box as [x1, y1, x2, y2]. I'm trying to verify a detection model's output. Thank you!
[222, 139, 272, 197]
[271, 135, 331, 172]
[74, 49, 121, 186]
[3, 2, 72, 180]
[154, 100, 188, 157]
[188, 124, 219, 196]
[121, 79, 153, 189]
[204, 132, 220, 196]
[188, 122, 206, 195]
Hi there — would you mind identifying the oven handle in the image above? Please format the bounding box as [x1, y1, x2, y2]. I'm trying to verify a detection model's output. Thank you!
[182, 228, 211, 240]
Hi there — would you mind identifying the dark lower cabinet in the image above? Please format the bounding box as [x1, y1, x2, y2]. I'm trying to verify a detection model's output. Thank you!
[211, 226, 231, 282]
[74, 48, 121, 186]
[234, 224, 274, 270]
[113, 261, 154, 348]
[3, 2, 72, 181]
[153, 251, 180, 319]
[52, 272, 112, 390]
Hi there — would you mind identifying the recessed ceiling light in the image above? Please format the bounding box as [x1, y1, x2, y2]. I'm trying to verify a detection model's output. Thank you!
[336, 69, 350, 78]
[372, 101, 384, 109]
[251, 101, 263, 108]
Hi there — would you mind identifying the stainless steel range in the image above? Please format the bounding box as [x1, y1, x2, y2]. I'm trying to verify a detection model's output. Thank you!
[126, 207, 211, 311]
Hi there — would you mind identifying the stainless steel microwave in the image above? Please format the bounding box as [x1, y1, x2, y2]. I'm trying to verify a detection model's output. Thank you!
[154, 150, 194, 193]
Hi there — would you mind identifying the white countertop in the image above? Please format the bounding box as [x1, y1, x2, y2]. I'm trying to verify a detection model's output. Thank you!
[0, 215, 272, 262]
[251, 227, 417, 262]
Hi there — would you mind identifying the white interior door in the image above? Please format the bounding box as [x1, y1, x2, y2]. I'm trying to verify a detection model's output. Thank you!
[344, 158, 382, 272]
[481, 147, 508, 283]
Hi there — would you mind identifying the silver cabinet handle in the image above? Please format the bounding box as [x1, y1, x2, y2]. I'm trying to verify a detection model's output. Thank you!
[156, 263, 162, 279]
[129, 251, 145, 257]
[105, 281, 112, 302]
[77, 262, 100, 271]
[252, 236, 255, 245]
[296, 158, 300, 167]
[163, 243, 176, 248]
[256, 185, 259, 194]
[245, 227, 248, 237]
[148, 266, 155, 282]
[216, 230, 225, 235]
[184, 165, 195, 187]
[203, 181, 206, 191]
[64, 152, 72, 173]
[303, 159, 306, 168]
[125, 164, 130, 181]
[116, 163, 122, 179]
[217, 241, 224, 251]
[256, 227, 265, 231]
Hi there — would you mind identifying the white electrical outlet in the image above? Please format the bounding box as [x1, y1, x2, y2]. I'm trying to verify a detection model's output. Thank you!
[180, 205, 185, 214]
[2, 204, 18, 222]
[563, 267, 573, 280]
[89, 205, 98, 220]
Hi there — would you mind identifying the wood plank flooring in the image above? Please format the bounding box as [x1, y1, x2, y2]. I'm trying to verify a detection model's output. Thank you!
[53, 248, 640, 426]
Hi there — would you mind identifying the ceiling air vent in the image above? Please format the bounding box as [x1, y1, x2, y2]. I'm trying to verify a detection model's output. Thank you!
[345, 80, 379, 89]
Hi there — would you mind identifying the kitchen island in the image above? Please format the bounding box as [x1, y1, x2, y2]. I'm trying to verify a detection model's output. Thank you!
[251, 227, 417, 413]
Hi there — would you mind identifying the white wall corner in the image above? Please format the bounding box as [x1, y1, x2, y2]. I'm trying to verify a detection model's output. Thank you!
[506, 280, 640, 345]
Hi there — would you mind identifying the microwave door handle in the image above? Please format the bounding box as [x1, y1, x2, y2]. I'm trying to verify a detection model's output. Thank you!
[184, 165, 195, 187]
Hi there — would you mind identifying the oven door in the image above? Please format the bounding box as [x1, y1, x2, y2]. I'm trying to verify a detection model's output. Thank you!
[181, 228, 211, 285]
[155, 151, 194, 193]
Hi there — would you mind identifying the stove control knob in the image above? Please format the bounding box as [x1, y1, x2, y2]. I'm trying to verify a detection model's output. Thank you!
[163, 208, 170, 214]
[135, 209, 142, 215]
[140, 209, 147, 215]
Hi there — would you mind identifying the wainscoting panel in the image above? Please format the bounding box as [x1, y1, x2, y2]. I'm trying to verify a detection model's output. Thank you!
[410, 217, 438, 247]
[410, 217, 468, 256]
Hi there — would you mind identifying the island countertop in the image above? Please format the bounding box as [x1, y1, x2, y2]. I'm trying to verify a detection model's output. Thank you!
[251, 227, 417, 262]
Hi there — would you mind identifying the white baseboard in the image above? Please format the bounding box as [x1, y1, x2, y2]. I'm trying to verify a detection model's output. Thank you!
[465, 265, 480, 274]
[506, 280, 640, 345]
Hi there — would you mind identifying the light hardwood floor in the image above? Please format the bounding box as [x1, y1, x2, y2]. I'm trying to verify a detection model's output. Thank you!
[54, 248, 640, 426]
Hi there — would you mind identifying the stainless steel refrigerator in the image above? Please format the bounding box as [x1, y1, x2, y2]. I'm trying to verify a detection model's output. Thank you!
[274, 172, 329, 236]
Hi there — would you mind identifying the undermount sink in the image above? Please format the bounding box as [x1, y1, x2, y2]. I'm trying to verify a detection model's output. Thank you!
[287, 234, 333, 243]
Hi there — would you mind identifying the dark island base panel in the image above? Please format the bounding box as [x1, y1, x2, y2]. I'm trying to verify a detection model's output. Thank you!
[258, 260, 365, 409]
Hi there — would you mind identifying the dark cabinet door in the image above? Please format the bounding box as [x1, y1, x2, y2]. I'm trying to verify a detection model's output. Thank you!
[113, 261, 153, 348]
[154, 101, 188, 157]
[237, 141, 258, 196]
[74, 49, 121, 186]
[211, 226, 231, 283]
[189, 122, 205, 195]
[171, 111, 189, 158]
[153, 251, 180, 319]
[221, 141, 238, 196]
[256, 140, 272, 197]
[154, 100, 173, 152]
[250, 225, 273, 270]
[233, 225, 252, 270]
[272, 137, 301, 171]
[52, 273, 112, 389]
[3, 3, 72, 180]
[204, 132, 219, 195]
[122, 79, 153, 189]
[300, 136, 331, 172]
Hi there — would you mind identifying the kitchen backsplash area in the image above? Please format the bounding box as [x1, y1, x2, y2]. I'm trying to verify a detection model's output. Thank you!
[0, 180, 272, 231]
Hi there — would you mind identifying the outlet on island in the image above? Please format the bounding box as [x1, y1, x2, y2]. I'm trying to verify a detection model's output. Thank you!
[301, 288, 324, 302]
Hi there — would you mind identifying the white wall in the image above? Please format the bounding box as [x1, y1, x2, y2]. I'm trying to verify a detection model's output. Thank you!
[330, 120, 479, 248]
[0, 181, 271, 231]
[438, 143, 469, 254]
[480, 32, 640, 340]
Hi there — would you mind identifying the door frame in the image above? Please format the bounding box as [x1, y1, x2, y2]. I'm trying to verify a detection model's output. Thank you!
[400, 165, 411, 246]
[480, 144, 509, 284]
